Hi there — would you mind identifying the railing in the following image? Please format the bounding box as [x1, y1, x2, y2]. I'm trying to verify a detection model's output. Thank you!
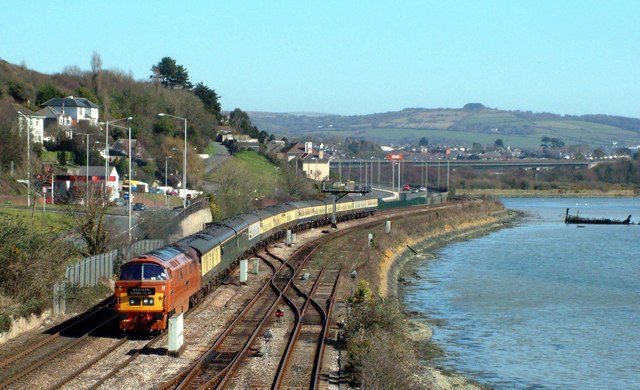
[53, 239, 167, 315]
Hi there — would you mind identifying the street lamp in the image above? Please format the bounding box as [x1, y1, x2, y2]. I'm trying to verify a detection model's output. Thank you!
[165, 155, 172, 207]
[274, 166, 279, 197]
[16, 112, 31, 207]
[75, 130, 100, 206]
[158, 113, 187, 209]
[101, 117, 132, 198]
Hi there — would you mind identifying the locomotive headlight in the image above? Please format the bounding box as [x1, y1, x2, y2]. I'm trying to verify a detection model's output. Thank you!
[129, 297, 141, 305]
[142, 297, 154, 306]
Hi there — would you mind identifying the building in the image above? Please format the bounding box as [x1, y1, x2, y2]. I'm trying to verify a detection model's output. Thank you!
[35, 106, 73, 139]
[41, 96, 100, 126]
[281, 141, 330, 181]
[8, 104, 46, 143]
[70, 165, 121, 199]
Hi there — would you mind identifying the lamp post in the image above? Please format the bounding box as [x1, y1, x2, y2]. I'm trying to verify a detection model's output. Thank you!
[128, 124, 132, 245]
[75, 130, 100, 206]
[17, 112, 31, 206]
[165, 155, 172, 208]
[102, 117, 132, 199]
[274, 166, 279, 197]
[158, 113, 187, 209]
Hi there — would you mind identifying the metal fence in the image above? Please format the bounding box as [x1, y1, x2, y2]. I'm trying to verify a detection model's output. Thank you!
[47, 196, 210, 315]
[53, 239, 167, 315]
[378, 192, 448, 210]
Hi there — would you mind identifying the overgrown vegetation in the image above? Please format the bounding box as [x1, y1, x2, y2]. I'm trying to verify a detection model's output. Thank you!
[0, 215, 77, 333]
[344, 283, 424, 388]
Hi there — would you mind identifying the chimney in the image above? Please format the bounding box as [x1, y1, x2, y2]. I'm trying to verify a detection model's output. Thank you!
[319, 150, 324, 159]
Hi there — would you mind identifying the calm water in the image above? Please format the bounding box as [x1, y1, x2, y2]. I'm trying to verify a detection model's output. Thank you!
[403, 198, 640, 389]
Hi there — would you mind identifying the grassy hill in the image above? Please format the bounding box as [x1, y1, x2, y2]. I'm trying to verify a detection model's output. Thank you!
[249, 106, 640, 149]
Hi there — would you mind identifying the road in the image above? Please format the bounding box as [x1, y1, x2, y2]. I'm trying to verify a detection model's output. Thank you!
[200, 142, 230, 194]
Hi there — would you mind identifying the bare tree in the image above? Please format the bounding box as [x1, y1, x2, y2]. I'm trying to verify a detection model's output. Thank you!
[90, 51, 103, 97]
[208, 159, 254, 218]
[66, 185, 116, 256]
[280, 161, 316, 200]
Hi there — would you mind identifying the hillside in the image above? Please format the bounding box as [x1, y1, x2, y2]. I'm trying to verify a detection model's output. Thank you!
[0, 58, 220, 187]
[249, 106, 640, 149]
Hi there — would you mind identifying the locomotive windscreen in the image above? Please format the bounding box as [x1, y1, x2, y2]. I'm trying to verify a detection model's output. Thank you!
[119, 263, 167, 281]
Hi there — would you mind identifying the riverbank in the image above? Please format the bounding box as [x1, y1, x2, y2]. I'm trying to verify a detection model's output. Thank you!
[456, 188, 637, 197]
[379, 202, 522, 389]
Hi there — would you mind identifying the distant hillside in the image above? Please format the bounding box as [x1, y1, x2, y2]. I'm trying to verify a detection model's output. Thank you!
[249, 105, 640, 149]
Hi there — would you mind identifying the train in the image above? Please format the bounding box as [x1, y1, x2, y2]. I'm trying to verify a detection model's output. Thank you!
[114, 194, 379, 331]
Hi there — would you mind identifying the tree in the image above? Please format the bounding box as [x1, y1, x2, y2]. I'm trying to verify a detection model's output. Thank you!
[541, 136, 551, 149]
[192, 82, 222, 121]
[550, 138, 565, 148]
[280, 161, 315, 200]
[494, 139, 505, 149]
[7, 81, 28, 103]
[0, 118, 24, 173]
[36, 84, 64, 106]
[229, 108, 252, 132]
[66, 186, 116, 256]
[90, 51, 103, 96]
[151, 57, 192, 89]
[208, 159, 254, 217]
[463, 102, 485, 110]
[0, 215, 76, 328]
[418, 137, 429, 147]
[471, 142, 484, 154]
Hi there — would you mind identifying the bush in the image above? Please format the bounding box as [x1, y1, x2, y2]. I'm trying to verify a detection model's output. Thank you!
[0, 313, 10, 333]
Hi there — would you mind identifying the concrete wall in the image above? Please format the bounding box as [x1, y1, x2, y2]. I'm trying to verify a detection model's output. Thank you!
[173, 207, 213, 241]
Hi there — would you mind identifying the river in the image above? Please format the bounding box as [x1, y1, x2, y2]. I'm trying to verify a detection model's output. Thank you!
[403, 198, 640, 389]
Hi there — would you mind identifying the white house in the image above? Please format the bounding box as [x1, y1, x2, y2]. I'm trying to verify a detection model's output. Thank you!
[35, 106, 73, 139]
[41, 96, 100, 126]
[11, 104, 46, 143]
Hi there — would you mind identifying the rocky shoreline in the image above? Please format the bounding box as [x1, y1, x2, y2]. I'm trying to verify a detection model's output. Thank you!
[386, 208, 522, 389]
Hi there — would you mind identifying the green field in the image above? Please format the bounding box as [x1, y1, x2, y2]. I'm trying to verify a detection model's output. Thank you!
[251, 108, 640, 149]
[0, 206, 72, 233]
[234, 151, 279, 197]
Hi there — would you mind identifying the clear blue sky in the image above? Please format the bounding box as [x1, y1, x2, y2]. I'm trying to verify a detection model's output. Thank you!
[2, 1, 639, 118]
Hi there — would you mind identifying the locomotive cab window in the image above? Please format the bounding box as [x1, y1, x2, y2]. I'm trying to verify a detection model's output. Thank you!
[119, 263, 167, 281]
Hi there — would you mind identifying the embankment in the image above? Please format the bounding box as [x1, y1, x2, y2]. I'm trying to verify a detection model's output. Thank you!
[371, 200, 520, 389]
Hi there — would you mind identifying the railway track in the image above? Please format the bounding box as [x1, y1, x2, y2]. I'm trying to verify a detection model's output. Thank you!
[152, 202, 457, 389]
[0, 298, 118, 389]
[0, 201, 463, 389]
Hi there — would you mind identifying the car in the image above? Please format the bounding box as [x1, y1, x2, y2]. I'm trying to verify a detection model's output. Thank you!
[402, 184, 411, 191]
[132, 202, 146, 211]
[419, 186, 427, 192]
[411, 188, 419, 193]
[111, 198, 126, 207]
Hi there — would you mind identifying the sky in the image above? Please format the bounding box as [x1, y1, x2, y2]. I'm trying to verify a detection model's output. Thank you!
[2, 1, 639, 118]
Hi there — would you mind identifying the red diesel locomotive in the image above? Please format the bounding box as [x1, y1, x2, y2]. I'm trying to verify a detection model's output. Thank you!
[115, 244, 201, 331]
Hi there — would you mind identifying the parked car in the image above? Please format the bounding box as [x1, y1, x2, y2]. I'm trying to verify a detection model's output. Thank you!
[402, 184, 411, 191]
[132, 202, 146, 211]
[111, 198, 126, 207]
[419, 186, 427, 192]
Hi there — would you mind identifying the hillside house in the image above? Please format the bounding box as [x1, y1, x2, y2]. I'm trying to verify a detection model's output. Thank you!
[282, 141, 330, 181]
[41, 96, 100, 126]
[35, 106, 73, 138]
[8, 103, 46, 143]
